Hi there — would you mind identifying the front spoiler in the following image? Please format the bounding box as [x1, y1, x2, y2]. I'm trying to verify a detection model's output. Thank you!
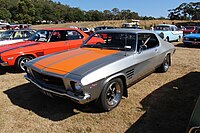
[24, 74, 91, 104]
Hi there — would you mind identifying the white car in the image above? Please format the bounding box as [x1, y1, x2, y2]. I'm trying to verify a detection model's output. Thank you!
[154, 24, 183, 42]
[0, 29, 35, 46]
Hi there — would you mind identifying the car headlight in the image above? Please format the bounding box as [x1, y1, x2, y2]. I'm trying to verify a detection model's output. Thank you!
[70, 81, 83, 94]
[184, 38, 189, 41]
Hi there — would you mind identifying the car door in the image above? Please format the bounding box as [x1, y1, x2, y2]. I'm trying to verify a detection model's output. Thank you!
[171, 26, 183, 40]
[66, 30, 85, 49]
[43, 30, 69, 55]
[43, 30, 84, 55]
[131, 33, 160, 81]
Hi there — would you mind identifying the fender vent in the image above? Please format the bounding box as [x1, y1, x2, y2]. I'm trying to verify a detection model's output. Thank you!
[126, 69, 134, 79]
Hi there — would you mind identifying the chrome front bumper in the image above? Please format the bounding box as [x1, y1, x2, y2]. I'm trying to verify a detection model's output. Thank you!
[24, 74, 91, 104]
[0, 60, 8, 66]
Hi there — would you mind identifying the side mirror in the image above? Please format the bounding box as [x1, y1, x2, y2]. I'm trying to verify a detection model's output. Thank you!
[138, 44, 147, 53]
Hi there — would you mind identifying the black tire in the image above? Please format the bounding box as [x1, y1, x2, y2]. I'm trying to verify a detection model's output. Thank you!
[157, 55, 170, 73]
[177, 36, 181, 42]
[98, 78, 123, 111]
[166, 37, 170, 42]
[15, 56, 33, 72]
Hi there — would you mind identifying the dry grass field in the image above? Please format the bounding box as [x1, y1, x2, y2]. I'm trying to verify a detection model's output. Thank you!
[0, 21, 200, 133]
[31, 20, 200, 29]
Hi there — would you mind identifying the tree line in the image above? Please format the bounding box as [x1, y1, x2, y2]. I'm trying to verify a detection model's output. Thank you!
[168, 2, 200, 20]
[1, 0, 199, 24]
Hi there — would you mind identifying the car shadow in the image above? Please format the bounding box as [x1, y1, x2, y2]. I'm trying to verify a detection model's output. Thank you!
[0, 66, 20, 75]
[125, 72, 200, 133]
[175, 42, 200, 48]
[4, 83, 102, 121]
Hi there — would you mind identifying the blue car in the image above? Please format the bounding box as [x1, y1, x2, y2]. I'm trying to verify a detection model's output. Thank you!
[183, 27, 200, 46]
[154, 24, 183, 42]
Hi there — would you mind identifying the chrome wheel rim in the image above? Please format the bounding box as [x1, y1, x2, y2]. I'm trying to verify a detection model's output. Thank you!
[163, 57, 169, 71]
[20, 57, 31, 71]
[106, 82, 121, 106]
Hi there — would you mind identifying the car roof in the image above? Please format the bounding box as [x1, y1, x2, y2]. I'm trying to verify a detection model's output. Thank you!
[41, 28, 80, 31]
[157, 24, 176, 27]
[95, 28, 154, 34]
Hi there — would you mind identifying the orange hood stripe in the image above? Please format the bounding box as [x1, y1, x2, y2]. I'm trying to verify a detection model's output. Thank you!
[33, 48, 118, 75]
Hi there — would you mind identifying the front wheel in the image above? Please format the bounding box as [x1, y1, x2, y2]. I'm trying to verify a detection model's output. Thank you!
[15, 56, 33, 72]
[98, 78, 123, 111]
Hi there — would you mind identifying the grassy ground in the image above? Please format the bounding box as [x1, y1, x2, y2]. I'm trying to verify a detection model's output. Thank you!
[31, 20, 200, 30]
[0, 41, 200, 133]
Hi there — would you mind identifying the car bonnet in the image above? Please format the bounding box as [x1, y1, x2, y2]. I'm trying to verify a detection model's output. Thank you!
[0, 41, 39, 54]
[184, 33, 200, 38]
[31, 48, 123, 76]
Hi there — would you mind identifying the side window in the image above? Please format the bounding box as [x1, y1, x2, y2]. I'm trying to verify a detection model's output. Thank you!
[13, 31, 22, 39]
[66, 30, 83, 40]
[137, 33, 159, 51]
[50, 30, 66, 42]
[126, 33, 136, 50]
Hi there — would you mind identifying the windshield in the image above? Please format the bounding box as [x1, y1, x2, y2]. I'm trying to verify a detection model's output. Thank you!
[28, 30, 52, 42]
[0, 30, 14, 40]
[155, 26, 170, 31]
[83, 32, 136, 51]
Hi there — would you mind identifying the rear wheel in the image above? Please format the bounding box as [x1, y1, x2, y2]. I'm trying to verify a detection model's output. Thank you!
[15, 56, 33, 72]
[98, 78, 123, 111]
[177, 36, 181, 42]
[157, 55, 170, 73]
[166, 37, 170, 42]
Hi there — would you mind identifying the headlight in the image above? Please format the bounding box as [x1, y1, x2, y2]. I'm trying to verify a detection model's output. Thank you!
[70, 81, 83, 94]
[184, 38, 189, 41]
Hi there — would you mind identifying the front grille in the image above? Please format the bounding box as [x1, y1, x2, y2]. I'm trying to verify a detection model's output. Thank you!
[32, 69, 66, 92]
[189, 38, 200, 42]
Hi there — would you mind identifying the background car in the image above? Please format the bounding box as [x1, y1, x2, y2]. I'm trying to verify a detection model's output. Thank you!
[94, 26, 115, 31]
[183, 26, 198, 35]
[24, 29, 175, 111]
[0, 29, 35, 46]
[154, 24, 183, 42]
[79, 27, 91, 35]
[0, 28, 100, 71]
[183, 27, 200, 46]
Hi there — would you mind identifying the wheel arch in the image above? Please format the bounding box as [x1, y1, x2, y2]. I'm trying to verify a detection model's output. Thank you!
[103, 73, 128, 97]
[15, 54, 36, 65]
[166, 53, 171, 66]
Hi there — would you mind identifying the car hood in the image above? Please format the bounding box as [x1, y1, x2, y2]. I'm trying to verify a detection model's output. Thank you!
[0, 39, 24, 46]
[30, 48, 124, 76]
[0, 41, 39, 54]
[184, 33, 200, 38]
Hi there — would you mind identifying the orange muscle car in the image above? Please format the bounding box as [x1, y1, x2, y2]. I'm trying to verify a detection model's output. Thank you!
[0, 28, 101, 71]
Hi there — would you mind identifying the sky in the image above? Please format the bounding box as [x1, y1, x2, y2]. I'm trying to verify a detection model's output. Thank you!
[53, 0, 199, 18]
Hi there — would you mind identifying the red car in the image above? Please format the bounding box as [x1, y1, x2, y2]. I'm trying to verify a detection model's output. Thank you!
[0, 28, 102, 71]
[183, 26, 198, 35]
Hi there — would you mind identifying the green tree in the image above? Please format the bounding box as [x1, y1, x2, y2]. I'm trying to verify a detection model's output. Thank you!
[0, 8, 12, 22]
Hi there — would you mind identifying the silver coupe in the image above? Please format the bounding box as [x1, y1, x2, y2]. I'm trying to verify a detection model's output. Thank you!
[24, 29, 176, 111]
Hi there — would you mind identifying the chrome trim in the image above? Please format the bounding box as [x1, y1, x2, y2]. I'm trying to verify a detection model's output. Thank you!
[24, 74, 91, 104]
[0, 61, 8, 66]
